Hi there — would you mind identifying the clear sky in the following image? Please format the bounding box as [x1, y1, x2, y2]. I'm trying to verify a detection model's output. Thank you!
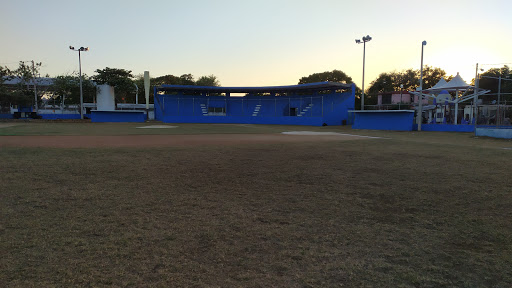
[1, 0, 511, 88]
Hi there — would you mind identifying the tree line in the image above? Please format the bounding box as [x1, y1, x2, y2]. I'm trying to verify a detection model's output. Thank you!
[298, 65, 512, 107]
[2, 61, 510, 109]
[0, 62, 221, 108]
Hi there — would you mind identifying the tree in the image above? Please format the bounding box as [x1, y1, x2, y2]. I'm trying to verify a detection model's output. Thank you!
[478, 66, 512, 100]
[0, 61, 43, 107]
[298, 70, 353, 84]
[195, 75, 220, 86]
[367, 66, 452, 96]
[92, 67, 135, 103]
[132, 73, 222, 103]
[179, 74, 195, 86]
[152, 74, 182, 86]
[52, 74, 96, 105]
[0, 66, 11, 110]
[298, 69, 363, 106]
[0, 65, 10, 81]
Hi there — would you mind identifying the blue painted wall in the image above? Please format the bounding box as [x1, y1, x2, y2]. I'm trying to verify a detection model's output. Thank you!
[162, 115, 324, 126]
[420, 124, 475, 132]
[1, 113, 84, 120]
[475, 127, 512, 139]
[154, 85, 355, 126]
[91, 111, 146, 122]
[40, 114, 81, 120]
[352, 111, 415, 131]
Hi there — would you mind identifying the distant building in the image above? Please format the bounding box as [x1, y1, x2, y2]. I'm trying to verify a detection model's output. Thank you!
[377, 91, 428, 107]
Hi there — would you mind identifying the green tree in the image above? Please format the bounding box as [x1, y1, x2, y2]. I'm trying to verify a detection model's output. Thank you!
[0, 66, 11, 110]
[151, 73, 201, 86]
[0, 61, 42, 107]
[298, 70, 353, 84]
[52, 74, 96, 105]
[0, 65, 10, 81]
[152, 74, 182, 86]
[92, 67, 135, 103]
[179, 74, 195, 85]
[195, 75, 220, 86]
[478, 66, 512, 102]
[367, 66, 452, 96]
[298, 70, 362, 106]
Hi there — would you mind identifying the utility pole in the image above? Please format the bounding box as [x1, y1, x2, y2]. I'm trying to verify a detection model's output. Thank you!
[497, 75, 501, 127]
[69, 46, 89, 119]
[474, 63, 479, 129]
[355, 35, 372, 110]
[32, 60, 38, 113]
[417, 41, 427, 131]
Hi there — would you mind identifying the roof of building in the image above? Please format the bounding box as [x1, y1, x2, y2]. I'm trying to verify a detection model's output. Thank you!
[2, 76, 55, 86]
[156, 81, 353, 94]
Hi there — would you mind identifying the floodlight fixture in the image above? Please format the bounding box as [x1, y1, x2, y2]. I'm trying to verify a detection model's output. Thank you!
[355, 34, 372, 110]
[69, 45, 89, 119]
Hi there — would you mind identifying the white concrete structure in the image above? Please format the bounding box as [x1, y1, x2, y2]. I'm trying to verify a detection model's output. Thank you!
[96, 84, 115, 111]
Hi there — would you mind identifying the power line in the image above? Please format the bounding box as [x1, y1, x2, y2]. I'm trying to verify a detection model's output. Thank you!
[480, 63, 512, 66]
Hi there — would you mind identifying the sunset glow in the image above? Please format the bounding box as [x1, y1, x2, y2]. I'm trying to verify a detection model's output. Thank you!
[1, 0, 510, 90]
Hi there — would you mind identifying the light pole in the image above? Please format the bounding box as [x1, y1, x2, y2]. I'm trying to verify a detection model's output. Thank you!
[417, 40, 427, 131]
[399, 84, 404, 110]
[356, 35, 372, 110]
[69, 46, 89, 119]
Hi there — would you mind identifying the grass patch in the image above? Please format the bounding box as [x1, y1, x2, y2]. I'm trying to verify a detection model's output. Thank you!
[1, 130, 512, 286]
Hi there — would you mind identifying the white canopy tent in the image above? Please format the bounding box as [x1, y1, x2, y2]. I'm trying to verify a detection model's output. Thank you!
[410, 73, 490, 125]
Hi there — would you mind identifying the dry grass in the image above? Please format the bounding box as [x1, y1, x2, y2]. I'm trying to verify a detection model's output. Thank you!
[0, 121, 347, 136]
[1, 129, 512, 287]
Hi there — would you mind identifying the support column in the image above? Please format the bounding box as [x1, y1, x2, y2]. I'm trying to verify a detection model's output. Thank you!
[454, 102, 459, 125]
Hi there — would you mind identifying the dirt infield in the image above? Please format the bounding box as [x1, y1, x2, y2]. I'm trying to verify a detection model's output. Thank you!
[0, 133, 373, 148]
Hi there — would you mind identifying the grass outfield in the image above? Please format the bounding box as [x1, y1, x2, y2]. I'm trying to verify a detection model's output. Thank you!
[1, 122, 512, 286]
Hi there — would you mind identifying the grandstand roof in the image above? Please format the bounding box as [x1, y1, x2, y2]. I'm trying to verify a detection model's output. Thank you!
[156, 81, 353, 94]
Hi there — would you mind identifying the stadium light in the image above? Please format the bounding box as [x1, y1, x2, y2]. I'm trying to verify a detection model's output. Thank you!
[355, 35, 372, 110]
[417, 40, 427, 131]
[69, 46, 89, 119]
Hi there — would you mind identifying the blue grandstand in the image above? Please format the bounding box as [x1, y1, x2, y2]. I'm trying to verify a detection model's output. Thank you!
[154, 81, 355, 126]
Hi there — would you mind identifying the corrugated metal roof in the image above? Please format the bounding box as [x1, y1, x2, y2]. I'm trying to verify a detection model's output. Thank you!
[157, 81, 353, 94]
[2, 77, 54, 86]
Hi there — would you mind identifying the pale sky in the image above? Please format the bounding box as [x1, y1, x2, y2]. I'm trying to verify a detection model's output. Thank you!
[1, 0, 511, 88]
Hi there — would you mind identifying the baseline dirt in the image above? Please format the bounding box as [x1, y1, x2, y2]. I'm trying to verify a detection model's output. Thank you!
[0, 133, 372, 148]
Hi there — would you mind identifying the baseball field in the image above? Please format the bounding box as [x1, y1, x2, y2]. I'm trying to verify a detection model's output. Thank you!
[1, 121, 511, 287]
